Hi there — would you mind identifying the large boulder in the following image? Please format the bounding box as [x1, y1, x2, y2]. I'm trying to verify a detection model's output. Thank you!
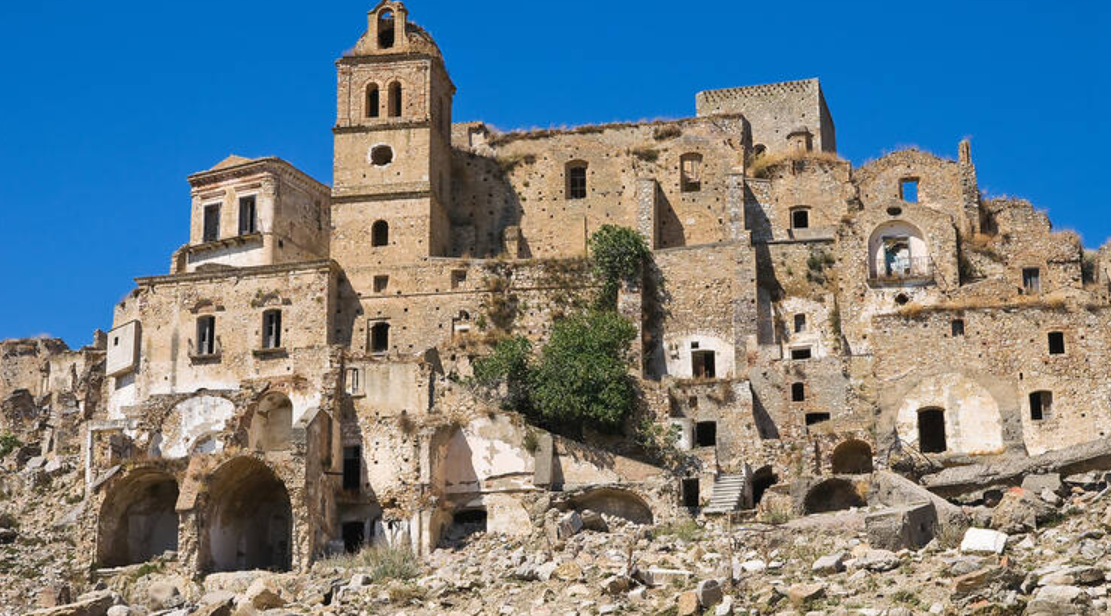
[1022, 473, 1063, 496]
[990, 489, 1057, 533]
[1027, 585, 1090, 615]
[865, 502, 937, 550]
[25, 590, 118, 616]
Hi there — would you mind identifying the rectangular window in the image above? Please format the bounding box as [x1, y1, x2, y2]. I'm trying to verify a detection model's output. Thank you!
[681, 154, 701, 192]
[791, 209, 810, 230]
[1022, 267, 1041, 294]
[262, 310, 282, 349]
[694, 421, 717, 447]
[691, 350, 716, 378]
[202, 204, 220, 242]
[567, 165, 587, 199]
[1048, 331, 1065, 355]
[451, 270, 467, 289]
[238, 196, 257, 235]
[370, 321, 390, 353]
[951, 319, 965, 337]
[791, 347, 813, 360]
[1029, 391, 1052, 421]
[196, 316, 216, 355]
[373, 275, 389, 293]
[805, 412, 831, 426]
[900, 178, 919, 203]
[343, 446, 361, 491]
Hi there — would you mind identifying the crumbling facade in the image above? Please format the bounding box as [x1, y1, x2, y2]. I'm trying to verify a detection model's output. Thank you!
[4, 0, 1111, 576]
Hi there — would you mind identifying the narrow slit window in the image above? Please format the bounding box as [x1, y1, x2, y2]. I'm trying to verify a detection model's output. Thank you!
[262, 310, 282, 349]
[196, 316, 216, 355]
[791, 382, 805, 402]
[202, 204, 220, 242]
[1029, 390, 1052, 421]
[345, 367, 362, 395]
[343, 446, 361, 491]
[366, 84, 380, 118]
[388, 82, 402, 118]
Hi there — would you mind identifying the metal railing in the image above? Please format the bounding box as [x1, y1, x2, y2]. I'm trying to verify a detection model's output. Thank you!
[870, 256, 933, 282]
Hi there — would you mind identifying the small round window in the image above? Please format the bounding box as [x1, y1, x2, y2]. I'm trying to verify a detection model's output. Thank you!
[370, 145, 394, 167]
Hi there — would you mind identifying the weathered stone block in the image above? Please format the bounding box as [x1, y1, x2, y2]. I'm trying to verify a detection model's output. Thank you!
[865, 501, 937, 550]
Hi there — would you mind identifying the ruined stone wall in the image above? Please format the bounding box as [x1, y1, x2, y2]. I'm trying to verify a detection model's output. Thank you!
[449, 117, 746, 259]
[108, 262, 336, 421]
[967, 198, 1084, 294]
[852, 148, 971, 232]
[695, 79, 834, 154]
[647, 242, 752, 380]
[872, 306, 1111, 457]
[748, 158, 854, 242]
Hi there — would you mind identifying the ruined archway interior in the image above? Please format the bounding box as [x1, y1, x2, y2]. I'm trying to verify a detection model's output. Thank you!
[831, 440, 874, 475]
[803, 478, 866, 514]
[205, 458, 292, 572]
[98, 471, 180, 567]
[570, 489, 654, 525]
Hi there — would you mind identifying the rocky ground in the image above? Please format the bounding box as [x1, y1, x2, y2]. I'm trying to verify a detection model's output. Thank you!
[6, 454, 1111, 615]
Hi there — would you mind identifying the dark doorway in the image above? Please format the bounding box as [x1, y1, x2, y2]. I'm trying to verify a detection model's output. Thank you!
[342, 521, 365, 554]
[918, 408, 947, 453]
[343, 446, 361, 491]
[831, 440, 874, 475]
[803, 478, 866, 514]
[694, 421, 717, 447]
[751, 466, 778, 506]
[681, 478, 700, 508]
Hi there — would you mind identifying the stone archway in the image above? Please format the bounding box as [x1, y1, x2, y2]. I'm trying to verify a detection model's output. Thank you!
[569, 488, 654, 525]
[203, 457, 292, 572]
[752, 466, 778, 506]
[831, 439, 874, 475]
[97, 468, 180, 567]
[803, 478, 866, 514]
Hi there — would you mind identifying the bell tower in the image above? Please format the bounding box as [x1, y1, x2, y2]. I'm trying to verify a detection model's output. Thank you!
[332, 1, 455, 272]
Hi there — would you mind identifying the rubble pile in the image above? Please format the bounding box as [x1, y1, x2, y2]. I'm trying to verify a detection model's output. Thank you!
[8, 463, 1111, 615]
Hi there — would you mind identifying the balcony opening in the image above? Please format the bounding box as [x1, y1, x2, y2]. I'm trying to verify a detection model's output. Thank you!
[343, 446, 361, 491]
[691, 350, 716, 378]
[1029, 390, 1052, 421]
[917, 408, 947, 453]
[1022, 267, 1041, 294]
[681, 478, 700, 509]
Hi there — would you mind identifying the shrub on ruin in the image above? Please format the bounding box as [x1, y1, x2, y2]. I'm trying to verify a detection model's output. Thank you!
[530, 310, 637, 433]
[471, 335, 533, 413]
[0, 433, 20, 459]
[589, 225, 649, 309]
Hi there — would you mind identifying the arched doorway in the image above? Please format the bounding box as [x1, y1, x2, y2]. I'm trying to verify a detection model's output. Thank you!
[803, 478, 866, 514]
[751, 466, 778, 506]
[204, 457, 292, 572]
[831, 440, 874, 475]
[97, 469, 180, 567]
[917, 408, 947, 453]
[250, 392, 293, 452]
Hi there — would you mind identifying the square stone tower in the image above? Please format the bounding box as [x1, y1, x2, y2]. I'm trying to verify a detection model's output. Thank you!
[332, 0, 455, 276]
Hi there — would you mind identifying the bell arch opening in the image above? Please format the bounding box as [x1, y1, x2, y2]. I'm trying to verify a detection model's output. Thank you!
[831, 439, 874, 475]
[97, 469, 180, 567]
[204, 457, 293, 572]
[803, 478, 866, 514]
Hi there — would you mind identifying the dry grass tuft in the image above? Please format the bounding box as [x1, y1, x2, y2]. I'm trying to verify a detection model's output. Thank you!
[747, 149, 844, 178]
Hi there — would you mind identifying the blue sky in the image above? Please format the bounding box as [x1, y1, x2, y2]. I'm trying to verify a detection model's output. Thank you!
[1, 1, 1108, 347]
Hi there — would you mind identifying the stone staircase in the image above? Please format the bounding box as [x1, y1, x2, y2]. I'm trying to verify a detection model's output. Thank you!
[702, 473, 747, 514]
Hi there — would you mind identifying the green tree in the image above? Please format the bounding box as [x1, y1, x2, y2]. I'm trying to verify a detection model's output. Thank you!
[530, 310, 637, 432]
[588, 225, 649, 309]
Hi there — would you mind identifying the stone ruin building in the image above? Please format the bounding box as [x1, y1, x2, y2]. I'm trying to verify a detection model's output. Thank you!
[5, 0, 1111, 576]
